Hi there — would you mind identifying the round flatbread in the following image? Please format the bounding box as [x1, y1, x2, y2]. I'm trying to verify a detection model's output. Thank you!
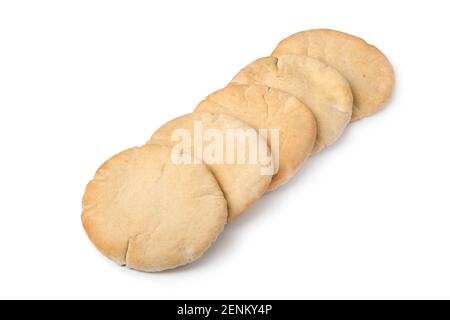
[231, 55, 353, 153]
[272, 29, 395, 121]
[195, 84, 317, 191]
[82, 144, 228, 272]
[149, 112, 273, 222]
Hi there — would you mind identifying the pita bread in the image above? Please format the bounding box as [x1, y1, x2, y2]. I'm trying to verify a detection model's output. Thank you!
[273, 29, 394, 121]
[231, 55, 353, 152]
[196, 84, 317, 191]
[82, 144, 227, 272]
[149, 112, 273, 222]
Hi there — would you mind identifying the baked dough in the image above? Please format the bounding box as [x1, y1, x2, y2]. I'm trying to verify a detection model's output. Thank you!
[82, 144, 228, 272]
[272, 29, 394, 121]
[231, 55, 353, 152]
[196, 84, 317, 191]
[149, 112, 273, 222]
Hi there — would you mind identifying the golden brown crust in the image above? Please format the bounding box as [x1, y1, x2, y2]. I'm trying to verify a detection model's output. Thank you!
[81, 144, 228, 272]
[231, 55, 353, 152]
[196, 84, 317, 191]
[272, 29, 394, 121]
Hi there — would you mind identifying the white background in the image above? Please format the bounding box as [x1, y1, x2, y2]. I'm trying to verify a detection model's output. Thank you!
[1, 0, 449, 300]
